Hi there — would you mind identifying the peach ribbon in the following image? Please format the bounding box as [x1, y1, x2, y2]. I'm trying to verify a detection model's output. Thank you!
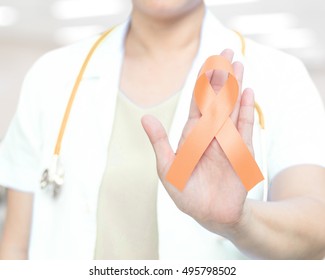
[166, 55, 264, 192]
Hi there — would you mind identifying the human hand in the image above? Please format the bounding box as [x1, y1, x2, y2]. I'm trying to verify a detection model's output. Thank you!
[141, 49, 255, 236]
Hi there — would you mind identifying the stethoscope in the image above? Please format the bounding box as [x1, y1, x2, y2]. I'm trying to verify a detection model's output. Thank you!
[40, 28, 268, 200]
[40, 28, 114, 197]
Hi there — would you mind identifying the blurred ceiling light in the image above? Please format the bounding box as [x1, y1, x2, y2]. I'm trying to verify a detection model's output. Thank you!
[52, 0, 130, 19]
[228, 13, 298, 35]
[205, 0, 259, 6]
[257, 28, 317, 49]
[54, 25, 106, 45]
[0, 6, 19, 26]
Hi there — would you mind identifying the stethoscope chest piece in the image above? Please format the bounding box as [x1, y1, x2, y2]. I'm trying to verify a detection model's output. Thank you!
[40, 155, 64, 198]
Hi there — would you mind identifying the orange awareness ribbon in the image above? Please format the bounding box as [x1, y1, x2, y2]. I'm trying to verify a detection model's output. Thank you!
[166, 55, 264, 192]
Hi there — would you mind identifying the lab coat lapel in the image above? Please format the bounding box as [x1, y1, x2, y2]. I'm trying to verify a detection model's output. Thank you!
[59, 21, 129, 225]
[82, 22, 129, 207]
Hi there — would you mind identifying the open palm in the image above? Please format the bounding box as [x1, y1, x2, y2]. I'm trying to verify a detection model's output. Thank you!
[142, 49, 255, 235]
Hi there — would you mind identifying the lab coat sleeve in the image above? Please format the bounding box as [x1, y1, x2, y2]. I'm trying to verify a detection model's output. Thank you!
[245, 40, 325, 184]
[0, 59, 44, 193]
[265, 56, 325, 181]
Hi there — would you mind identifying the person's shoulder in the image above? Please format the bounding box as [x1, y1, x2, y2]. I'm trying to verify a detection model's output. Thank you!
[28, 23, 123, 82]
[244, 37, 305, 72]
[19, 33, 109, 102]
[242, 37, 316, 112]
[30, 35, 103, 76]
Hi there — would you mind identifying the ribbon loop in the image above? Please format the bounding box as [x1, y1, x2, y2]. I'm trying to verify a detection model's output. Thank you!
[166, 55, 264, 192]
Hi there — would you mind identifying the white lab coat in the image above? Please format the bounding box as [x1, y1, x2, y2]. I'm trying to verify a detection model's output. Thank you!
[0, 10, 324, 259]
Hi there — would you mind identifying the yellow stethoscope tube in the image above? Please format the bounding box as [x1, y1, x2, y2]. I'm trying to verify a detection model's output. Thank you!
[40, 28, 114, 197]
[55, 28, 114, 157]
[40, 28, 268, 199]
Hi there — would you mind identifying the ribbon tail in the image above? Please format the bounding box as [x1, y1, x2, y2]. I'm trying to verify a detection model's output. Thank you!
[217, 118, 264, 191]
[166, 116, 215, 191]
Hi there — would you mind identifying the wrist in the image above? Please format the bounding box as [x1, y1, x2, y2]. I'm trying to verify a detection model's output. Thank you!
[196, 197, 253, 242]
[219, 199, 253, 242]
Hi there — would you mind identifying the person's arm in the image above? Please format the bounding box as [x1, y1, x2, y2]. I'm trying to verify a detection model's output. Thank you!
[0, 189, 33, 260]
[229, 165, 325, 259]
[142, 49, 325, 259]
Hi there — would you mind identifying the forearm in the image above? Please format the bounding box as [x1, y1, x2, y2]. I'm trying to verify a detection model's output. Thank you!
[228, 197, 325, 259]
[0, 189, 33, 260]
[0, 242, 28, 260]
[0, 220, 30, 260]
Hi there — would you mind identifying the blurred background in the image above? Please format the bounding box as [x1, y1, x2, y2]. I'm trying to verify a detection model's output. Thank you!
[0, 0, 325, 228]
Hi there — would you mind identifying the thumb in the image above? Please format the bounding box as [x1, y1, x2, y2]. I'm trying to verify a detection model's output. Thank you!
[141, 115, 175, 178]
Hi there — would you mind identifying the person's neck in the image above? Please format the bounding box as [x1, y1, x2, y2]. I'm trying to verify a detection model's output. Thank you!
[125, 4, 205, 59]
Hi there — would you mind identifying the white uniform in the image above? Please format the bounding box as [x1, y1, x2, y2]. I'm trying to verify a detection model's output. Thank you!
[0, 10, 324, 259]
